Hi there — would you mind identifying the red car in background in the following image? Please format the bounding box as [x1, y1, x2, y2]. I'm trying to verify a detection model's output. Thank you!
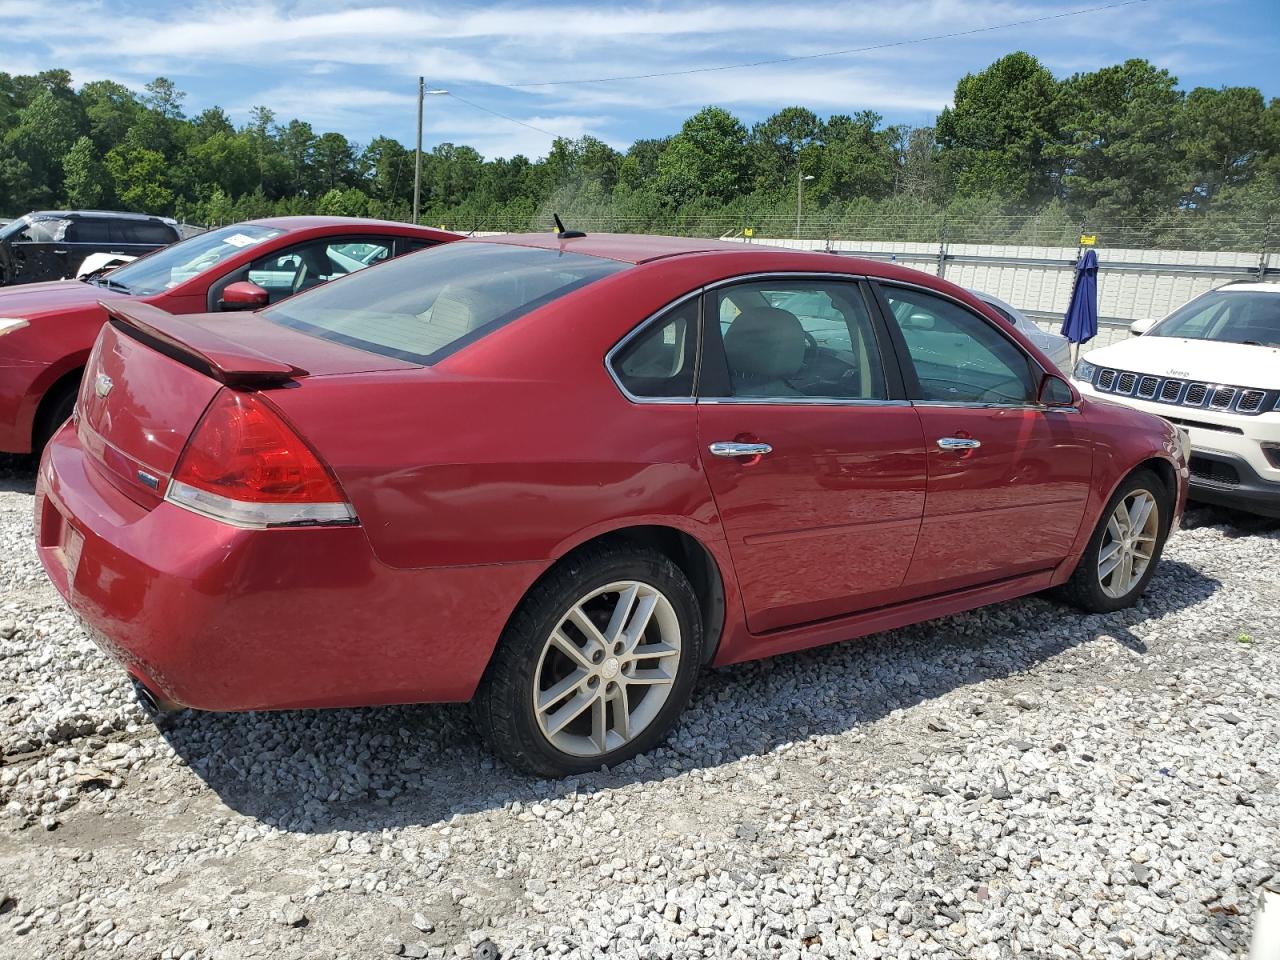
[0, 216, 457, 453]
[35, 233, 1188, 776]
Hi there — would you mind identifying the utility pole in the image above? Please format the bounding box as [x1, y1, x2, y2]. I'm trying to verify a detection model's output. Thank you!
[412, 84, 449, 226]
[796, 170, 814, 238]
[412, 77, 424, 225]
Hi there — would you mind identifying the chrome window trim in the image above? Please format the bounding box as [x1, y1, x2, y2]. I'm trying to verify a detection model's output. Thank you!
[604, 288, 703, 405]
[911, 400, 1080, 414]
[696, 397, 912, 407]
[702, 270, 870, 290]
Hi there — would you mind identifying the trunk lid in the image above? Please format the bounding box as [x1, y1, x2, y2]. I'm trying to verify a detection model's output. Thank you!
[78, 301, 415, 504]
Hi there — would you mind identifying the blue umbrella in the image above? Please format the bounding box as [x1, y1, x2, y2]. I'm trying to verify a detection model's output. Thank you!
[1061, 248, 1099, 349]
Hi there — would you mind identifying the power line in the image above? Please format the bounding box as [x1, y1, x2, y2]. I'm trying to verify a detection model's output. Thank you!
[481, 0, 1152, 89]
[437, 90, 566, 139]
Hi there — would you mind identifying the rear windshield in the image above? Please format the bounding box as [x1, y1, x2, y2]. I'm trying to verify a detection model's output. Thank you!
[107, 223, 284, 295]
[264, 242, 628, 364]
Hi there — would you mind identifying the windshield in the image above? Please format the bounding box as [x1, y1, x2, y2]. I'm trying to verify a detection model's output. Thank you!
[265, 242, 629, 364]
[1151, 288, 1280, 346]
[105, 223, 284, 295]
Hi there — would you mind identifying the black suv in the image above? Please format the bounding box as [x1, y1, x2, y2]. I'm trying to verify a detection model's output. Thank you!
[0, 210, 180, 286]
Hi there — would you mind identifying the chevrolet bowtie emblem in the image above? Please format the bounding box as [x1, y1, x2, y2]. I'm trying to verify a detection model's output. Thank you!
[94, 373, 114, 398]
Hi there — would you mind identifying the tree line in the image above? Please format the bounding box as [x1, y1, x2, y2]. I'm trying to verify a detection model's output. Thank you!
[1, 52, 1276, 248]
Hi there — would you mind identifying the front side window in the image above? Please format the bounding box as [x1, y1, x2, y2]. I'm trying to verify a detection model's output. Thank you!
[611, 298, 698, 399]
[246, 237, 395, 303]
[265, 242, 628, 364]
[7, 217, 68, 244]
[1151, 289, 1280, 347]
[708, 280, 886, 400]
[107, 223, 285, 295]
[883, 286, 1037, 404]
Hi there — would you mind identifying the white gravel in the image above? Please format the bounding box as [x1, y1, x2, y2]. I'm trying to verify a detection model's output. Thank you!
[1, 452, 1277, 960]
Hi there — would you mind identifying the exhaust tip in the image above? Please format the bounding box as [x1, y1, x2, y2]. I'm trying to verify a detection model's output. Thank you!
[130, 676, 180, 716]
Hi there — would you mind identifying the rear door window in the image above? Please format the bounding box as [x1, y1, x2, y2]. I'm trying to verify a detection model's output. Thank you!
[66, 219, 113, 244]
[706, 279, 887, 400]
[265, 242, 628, 363]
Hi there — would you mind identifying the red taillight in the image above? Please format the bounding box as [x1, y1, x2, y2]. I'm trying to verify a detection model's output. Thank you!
[167, 391, 355, 527]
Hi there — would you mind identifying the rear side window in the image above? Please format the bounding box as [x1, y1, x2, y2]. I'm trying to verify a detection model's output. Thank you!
[611, 298, 698, 399]
[265, 243, 628, 364]
[111, 220, 177, 244]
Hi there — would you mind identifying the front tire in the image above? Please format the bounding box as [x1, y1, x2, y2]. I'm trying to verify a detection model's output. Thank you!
[1060, 468, 1171, 613]
[35, 380, 78, 454]
[474, 542, 703, 777]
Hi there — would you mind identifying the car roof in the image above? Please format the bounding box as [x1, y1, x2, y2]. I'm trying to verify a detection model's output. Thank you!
[1220, 281, 1280, 294]
[242, 215, 449, 233]
[27, 209, 176, 223]
[472, 232, 770, 264]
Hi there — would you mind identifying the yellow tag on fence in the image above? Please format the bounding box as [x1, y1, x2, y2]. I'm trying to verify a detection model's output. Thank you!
[1080, 234, 1097, 246]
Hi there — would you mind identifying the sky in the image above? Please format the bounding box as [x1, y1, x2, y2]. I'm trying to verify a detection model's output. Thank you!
[1, 0, 1277, 159]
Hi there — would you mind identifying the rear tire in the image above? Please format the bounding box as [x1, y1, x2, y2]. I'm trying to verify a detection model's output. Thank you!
[1059, 468, 1171, 613]
[35, 380, 78, 454]
[474, 542, 703, 777]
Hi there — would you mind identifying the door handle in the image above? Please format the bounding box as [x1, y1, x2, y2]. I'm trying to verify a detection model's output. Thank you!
[709, 441, 773, 458]
[936, 437, 981, 451]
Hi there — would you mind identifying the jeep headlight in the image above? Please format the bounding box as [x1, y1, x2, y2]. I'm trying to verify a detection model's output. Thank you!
[1073, 358, 1097, 383]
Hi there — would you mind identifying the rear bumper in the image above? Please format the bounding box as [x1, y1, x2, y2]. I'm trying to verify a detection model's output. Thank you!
[35, 423, 548, 711]
[1186, 450, 1280, 518]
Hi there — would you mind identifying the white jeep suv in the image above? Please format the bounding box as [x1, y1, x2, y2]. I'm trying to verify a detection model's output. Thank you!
[1073, 281, 1280, 518]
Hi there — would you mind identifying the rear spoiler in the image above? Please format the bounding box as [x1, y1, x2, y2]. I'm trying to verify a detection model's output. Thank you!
[100, 300, 308, 386]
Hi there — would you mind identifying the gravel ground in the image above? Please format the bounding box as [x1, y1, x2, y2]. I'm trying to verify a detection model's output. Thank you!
[1, 452, 1277, 960]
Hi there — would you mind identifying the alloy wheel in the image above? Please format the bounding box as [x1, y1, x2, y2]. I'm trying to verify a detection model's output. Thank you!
[532, 580, 682, 758]
[1097, 488, 1160, 599]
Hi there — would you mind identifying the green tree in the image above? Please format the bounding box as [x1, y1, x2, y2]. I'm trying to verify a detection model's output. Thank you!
[3, 89, 84, 204]
[936, 51, 1061, 206]
[361, 135, 413, 204]
[656, 107, 750, 205]
[104, 145, 173, 212]
[78, 80, 143, 153]
[1054, 59, 1185, 219]
[312, 131, 355, 193]
[187, 130, 260, 197]
[63, 136, 109, 207]
[750, 106, 822, 193]
[1178, 86, 1268, 207]
[816, 111, 897, 202]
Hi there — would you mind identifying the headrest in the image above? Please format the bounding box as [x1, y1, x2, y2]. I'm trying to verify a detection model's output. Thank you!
[722, 306, 807, 378]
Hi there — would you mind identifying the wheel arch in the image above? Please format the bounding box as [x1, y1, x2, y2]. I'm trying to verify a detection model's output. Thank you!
[32, 365, 84, 447]
[514, 524, 729, 665]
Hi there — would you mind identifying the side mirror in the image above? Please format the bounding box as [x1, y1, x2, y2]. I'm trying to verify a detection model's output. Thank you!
[218, 281, 269, 312]
[1038, 372, 1077, 407]
[1129, 318, 1156, 336]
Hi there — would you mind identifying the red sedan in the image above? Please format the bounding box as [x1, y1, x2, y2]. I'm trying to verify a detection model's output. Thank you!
[0, 216, 457, 454]
[35, 232, 1189, 776]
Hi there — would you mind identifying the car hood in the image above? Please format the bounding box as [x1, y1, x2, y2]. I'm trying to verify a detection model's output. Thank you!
[0, 278, 131, 318]
[1083, 335, 1280, 389]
